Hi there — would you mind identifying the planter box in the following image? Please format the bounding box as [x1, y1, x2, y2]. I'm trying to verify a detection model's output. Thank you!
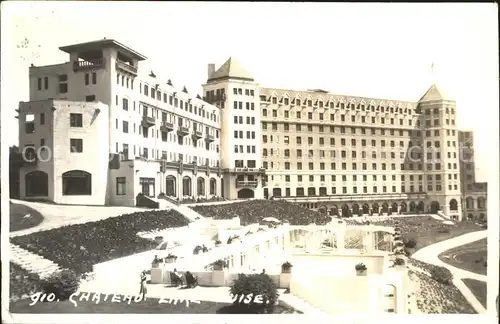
[165, 258, 177, 264]
[281, 267, 292, 274]
[150, 267, 163, 284]
[356, 270, 367, 276]
[215, 243, 222, 247]
[279, 272, 292, 289]
[151, 262, 160, 268]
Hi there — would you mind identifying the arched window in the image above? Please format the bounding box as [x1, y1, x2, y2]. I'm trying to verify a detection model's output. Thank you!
[62, 170, 91, 195]
[209, 178, 217, 195]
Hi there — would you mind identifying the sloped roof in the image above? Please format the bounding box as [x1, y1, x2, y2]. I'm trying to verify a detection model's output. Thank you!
[207, 57, 254, 82]
[418, 83, 454, 102]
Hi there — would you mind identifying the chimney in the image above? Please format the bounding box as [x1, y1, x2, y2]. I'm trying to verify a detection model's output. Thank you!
[208, 63, 215, 79]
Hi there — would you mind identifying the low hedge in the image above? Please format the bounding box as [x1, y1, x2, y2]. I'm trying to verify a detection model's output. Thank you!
[11, 210, 189, 275]
[429, 266, 454, 285]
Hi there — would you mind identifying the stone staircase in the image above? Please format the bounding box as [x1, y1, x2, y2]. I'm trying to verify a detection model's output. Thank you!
[10, 243, 62, 279]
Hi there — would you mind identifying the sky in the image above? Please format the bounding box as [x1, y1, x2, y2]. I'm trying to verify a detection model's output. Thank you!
[1, 2, 498, 181]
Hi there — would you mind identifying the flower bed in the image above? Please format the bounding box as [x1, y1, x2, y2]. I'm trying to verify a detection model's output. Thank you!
[192, 200, 331, 225]
[10, 210, 189, 275]
[408, 268, 475, 313]
[10, 263, 42, 301]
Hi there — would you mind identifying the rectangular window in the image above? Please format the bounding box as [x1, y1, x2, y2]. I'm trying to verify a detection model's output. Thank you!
[37, 78, 42, 90]
[69, 113, 83, 127]
[139, 177, 155, 197]
[70, 138, 83, 153]
[40, 113, 45, 125]
[85, 95, 96, 102]
[58, 74, 68, 93]
[123, 98, 129, 111]
[123, 121, 129, 133]
[85, 73, 89, 85]
[92, 72, 97, 84]
[116, 177, 126, 195]
[44, 77, 48, 90]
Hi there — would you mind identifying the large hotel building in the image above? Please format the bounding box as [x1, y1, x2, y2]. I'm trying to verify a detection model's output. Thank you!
[17, 39, 487, 221]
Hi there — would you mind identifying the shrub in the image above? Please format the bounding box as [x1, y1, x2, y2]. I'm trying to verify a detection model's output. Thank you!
[193, 246, 203, 255]
[430, 266, 453, 285]
[355, 263, 367, 271]
[215, 240, 222, 245]
[213, 259, 228, 270]
[404, 238, 417, 249]
[230, 273, 279, 313]
[281, 261, 292, 272]
[40, 269, 79, 301]
[394, 258, 405, 266]
[166, 253, 177, 260]
[227, 237, 233, 244]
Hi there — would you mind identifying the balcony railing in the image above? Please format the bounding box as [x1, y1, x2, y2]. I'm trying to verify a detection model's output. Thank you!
[116, 60, 138, 75]
[193, 130, 203, 139]
[223, 167, 266, 174]
[73, 58, 105, 71]
[205, 134, 215, 142]
[236, 180, 258, 188]
[160, 121, 174, 132]
[177, 126, 189, 136]
[141, 116, 155, 127]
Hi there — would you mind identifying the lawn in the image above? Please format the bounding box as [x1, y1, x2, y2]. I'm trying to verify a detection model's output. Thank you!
[350, 216, 483, 251]
[438, 239, 487, 275]
[10, 210, 190, 275]
[9, 202, 45, 232]
[462, 278, 487, 309]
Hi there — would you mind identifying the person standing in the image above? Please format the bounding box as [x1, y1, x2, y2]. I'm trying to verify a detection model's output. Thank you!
[139, 270, 148, 300]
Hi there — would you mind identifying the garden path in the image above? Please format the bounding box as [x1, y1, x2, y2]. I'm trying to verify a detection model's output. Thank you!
[411, 230, 487, 314]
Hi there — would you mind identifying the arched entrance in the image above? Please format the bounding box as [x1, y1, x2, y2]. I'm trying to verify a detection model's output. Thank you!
[465, 197, 474, 209]
[417, 201, 425, 212]
[318, 205, 327, 215]
[391, 203, 398, 214]
[197, 177, 205, 196]
[409, 202, 416, 213]
[62, 170, 91, 195]
[400, 202, 408, 213]
[372, 203, 379, 215]
[25, 170, 49, 197]
[449, 199, 458, 211]
[352, 204, 361, 216]
[182, 176, 192, 196]
[330, 205, 339, 216]
[272, 188, 282, 197]
[362, 203, 370, 215]
[238, 188, 254, 199]
[165, 175, 176, 197]
[209, 178, 217, 195]
[430, 201, 440, 213]
[381, 203, 389, 214]
[341, 204, 351, 217]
